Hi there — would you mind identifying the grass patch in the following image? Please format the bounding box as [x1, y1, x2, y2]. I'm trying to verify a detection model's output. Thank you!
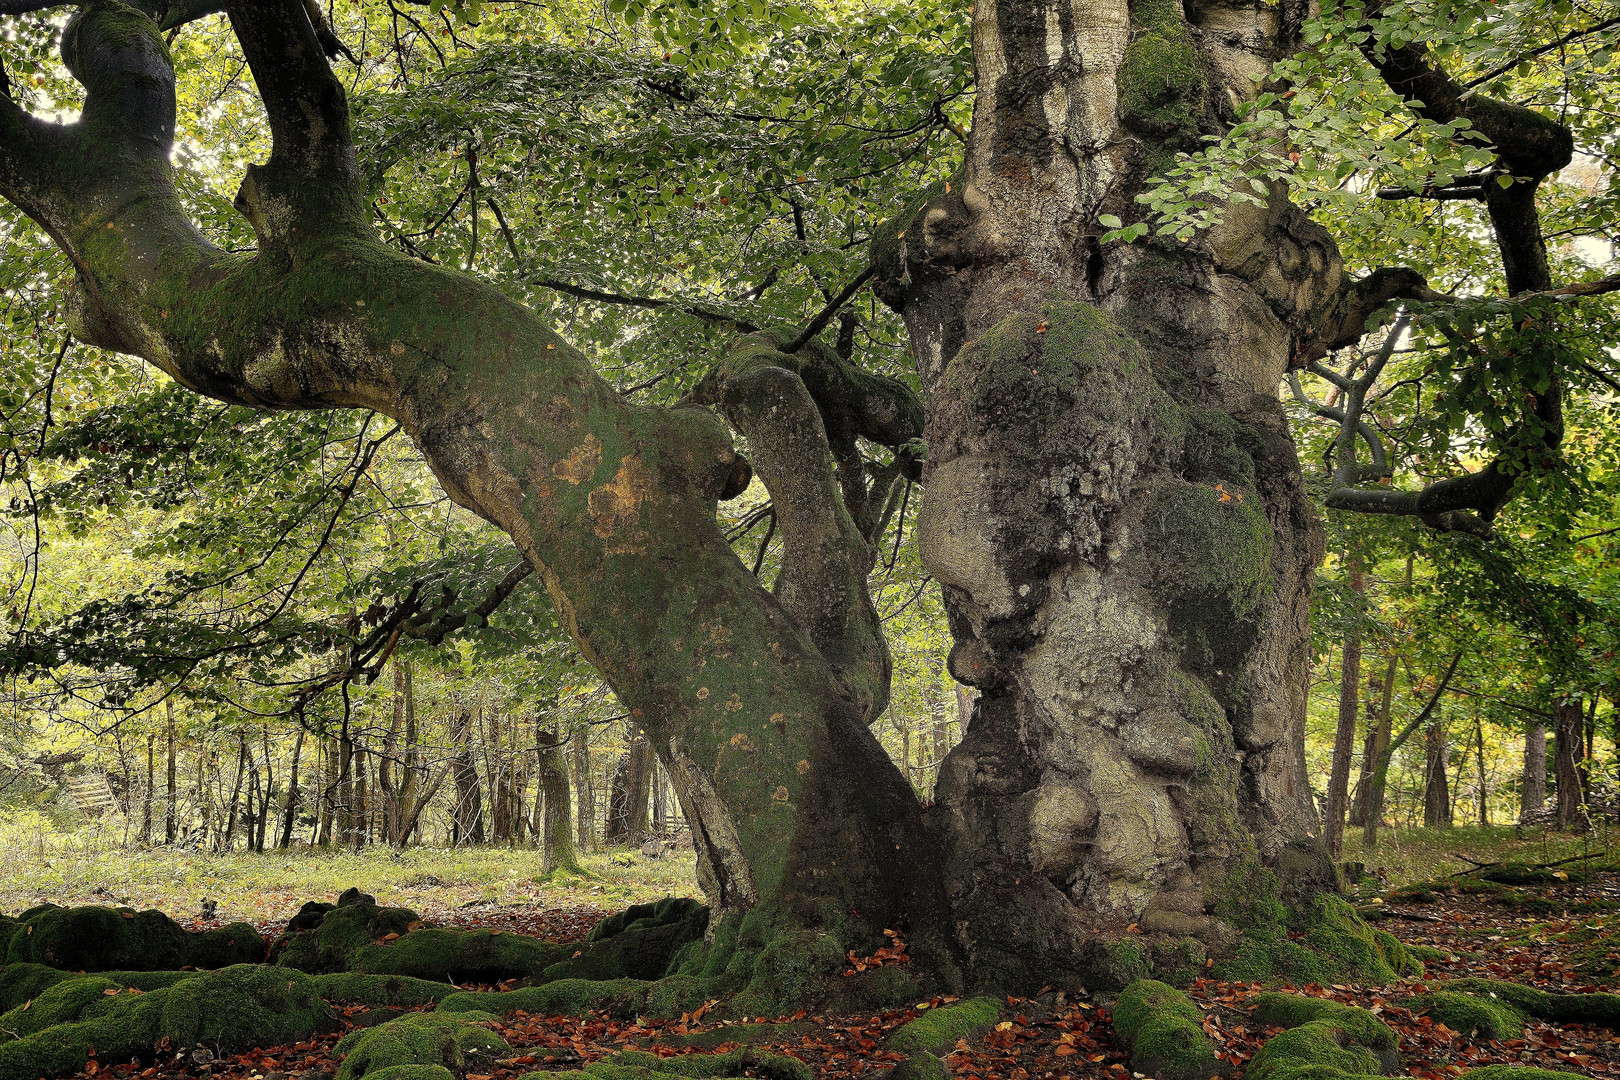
[0, 831, 697, 925]
[1339, 826, 1617, 891]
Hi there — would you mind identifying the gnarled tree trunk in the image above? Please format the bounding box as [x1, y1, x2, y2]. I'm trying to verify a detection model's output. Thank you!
[873, 0, 1333, 988]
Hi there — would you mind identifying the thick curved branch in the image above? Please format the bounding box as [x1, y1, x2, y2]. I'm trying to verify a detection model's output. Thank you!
[694, 336, 892, 722]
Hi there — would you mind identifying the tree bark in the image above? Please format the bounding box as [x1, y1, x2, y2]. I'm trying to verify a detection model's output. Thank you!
[537, 726, 579, 874]
[1554, 698, 1586, 828]
[279, 725, 305, 849]
[606, 732, 652, 843]
[141, 732, 154, 845]
[1422, 715, 1450, 828]
[571, 728, 593, 851]
[1474, 712, 1489, 825]
[1522, 721, 1548, 819]
[165, 699, 177, 844]
[450, 708, 486, 845]
[1325, 558, 1366, 854]
[871, 0, 1342, 985]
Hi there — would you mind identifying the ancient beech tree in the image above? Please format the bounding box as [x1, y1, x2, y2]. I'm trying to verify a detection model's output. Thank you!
[0, 0, 1598, 996]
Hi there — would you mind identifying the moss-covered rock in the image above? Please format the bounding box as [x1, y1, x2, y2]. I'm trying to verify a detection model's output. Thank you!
[1438, 978, 1620, 1029]
[884, 996, 1001, 1056]
[440, 977, 648, 1017]
[0, 974, 124, 1038]
[1251, 994, 1399, 1072]
[530, 1048, 813, 1080]
[1113, 979, 1226, 1080]
[350, 927, 571, 983]
[543, 899, 709, 983]
[0, 964, 330, 1080]
[350, 1067, 456, 1080]
[334, 1010, 509, 1080]
[2, 904, 265, 971]
[1461, 1069, 1586, 1080]
[275, 891, 425, 974]
[1400, 990, 1524, 1041]
[314, 972, 457, 1007]
[886, 1052, 950, 1080]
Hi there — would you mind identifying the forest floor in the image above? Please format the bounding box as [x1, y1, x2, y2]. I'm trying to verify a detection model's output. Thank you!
[6, 825, 1620, 1080]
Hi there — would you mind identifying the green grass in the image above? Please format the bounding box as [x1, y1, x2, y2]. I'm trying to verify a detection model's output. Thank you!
[1338, 824, 1618, 890]
[0, 815, 698, 925]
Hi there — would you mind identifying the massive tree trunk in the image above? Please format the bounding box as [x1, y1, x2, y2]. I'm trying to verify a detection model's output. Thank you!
[0, 0, 1467, 998]
[872, 0, 1334, 986]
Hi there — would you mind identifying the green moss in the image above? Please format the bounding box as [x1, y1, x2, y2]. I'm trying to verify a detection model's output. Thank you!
[1251, 994, 1399, 1068]
[535, 1048, 813, 1080]
[313, 972, 457, 1007]
[3, 904, 265, 971]
[1461, 1069, 1586, 1080]
[440, 978, 647, 1017]
[1246, 1023, 1385, 1080]
[1117, 0, 1208, 145]
[888, 1052, 950, 1080]
[1214, 856, 1411, 986]
[1440, 978, 1620, 1028]
[334, 1010, 509, 1080]
[275, 895, 424, 974]
[544, 900, 708, 983]
[149, 964, 331, 1050]
[1113, 980, 1224, 1080]
[1400, 991, 1524, 1041]
[1145, 478, 1272, 620]
[0, 975, 123, 1038]
[884, 996, 1001, 1056]
[350, 927, 570, 982]
[348, 1068, 456, 1080]
[0, 964, 329, 1080]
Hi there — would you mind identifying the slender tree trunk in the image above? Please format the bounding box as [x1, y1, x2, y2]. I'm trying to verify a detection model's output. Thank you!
[354, 743, 369, 849]
[141, 733, 155, 845]
[1325, 557, 1365, 854]
[165, 700, 177, 844]
[537, 727, 579, 874]
[571, 728, 593, 851]
[1522, 721, 1548, 819]
[450, 709, 485, 845]
[1474, 713, 1489, 826]
[605, 732, 652, 843]
[279, 726, 306, 849]
[1555, 698, 1586, 828]
[396, 660, 419, 847]
[1422, 714, 1450, 828]
[221, 735, 247, 852]
[317, 734, 337, 846]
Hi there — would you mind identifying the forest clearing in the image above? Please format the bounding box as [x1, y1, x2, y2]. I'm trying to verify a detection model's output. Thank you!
[2, 0, 1620, 1076]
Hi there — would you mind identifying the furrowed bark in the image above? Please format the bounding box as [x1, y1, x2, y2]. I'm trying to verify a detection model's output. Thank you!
[0, 0, 938, 939]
